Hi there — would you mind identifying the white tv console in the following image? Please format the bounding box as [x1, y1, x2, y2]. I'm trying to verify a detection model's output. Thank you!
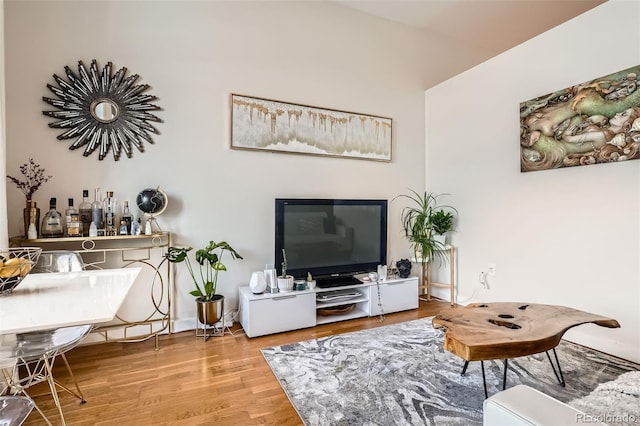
[238, 276, 418, 338]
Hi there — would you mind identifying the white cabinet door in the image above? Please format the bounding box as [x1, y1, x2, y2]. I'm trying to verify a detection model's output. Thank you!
[241, 291, 316, 337]
[369, 277, 419, 316]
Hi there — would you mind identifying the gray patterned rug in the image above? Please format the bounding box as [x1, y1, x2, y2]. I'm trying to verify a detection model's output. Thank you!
[261, 317, 640, 425]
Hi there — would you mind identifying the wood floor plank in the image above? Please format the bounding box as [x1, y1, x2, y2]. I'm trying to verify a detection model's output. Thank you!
[18, 299, 450, 425]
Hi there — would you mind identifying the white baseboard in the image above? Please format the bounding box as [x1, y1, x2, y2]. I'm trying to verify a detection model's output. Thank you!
[172, 314, 235, 334]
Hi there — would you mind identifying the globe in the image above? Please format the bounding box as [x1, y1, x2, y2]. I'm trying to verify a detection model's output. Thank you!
[136, 187, 168, 216]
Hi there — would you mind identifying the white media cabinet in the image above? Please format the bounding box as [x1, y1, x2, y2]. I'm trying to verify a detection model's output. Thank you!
[239, 276, 418, 338]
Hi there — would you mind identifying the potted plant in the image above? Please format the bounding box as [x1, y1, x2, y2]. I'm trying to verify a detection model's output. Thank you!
[430, 209, 455, 245]
[393, 190, 457, 264]
[165, 240, 243, 325]
[277, 249, 294, 292]
[6, 158, 52, 237]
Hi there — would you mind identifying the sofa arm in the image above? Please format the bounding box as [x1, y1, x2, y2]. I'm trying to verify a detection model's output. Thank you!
[483, 385, 606, 426]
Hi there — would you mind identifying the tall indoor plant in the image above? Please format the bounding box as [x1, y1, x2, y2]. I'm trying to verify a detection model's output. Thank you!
[165, 240, 243, 325]
[394, 190, 457, 264]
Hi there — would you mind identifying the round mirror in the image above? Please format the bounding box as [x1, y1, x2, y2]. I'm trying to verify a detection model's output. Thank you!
[90, 99, 119, 123]
[42, 59, 162, 161]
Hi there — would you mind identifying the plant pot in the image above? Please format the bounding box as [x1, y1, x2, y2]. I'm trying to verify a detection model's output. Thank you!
[277, 275, 294, 292]
[433, 233, 447, 245]
[196, 294, 224, 325]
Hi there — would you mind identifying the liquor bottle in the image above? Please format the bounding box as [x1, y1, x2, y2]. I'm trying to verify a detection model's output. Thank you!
[91, 188, 104, 233]
[65, 198, 82, 237]
[41, 197, 64, 238]
[103, 191, 118, 236]
[79, 189, 92, 237]
[121, 201, 133, 235]
[131, 217, 141, 236]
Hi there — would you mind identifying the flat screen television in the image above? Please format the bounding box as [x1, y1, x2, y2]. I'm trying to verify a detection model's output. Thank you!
[275, 198, 388, 288]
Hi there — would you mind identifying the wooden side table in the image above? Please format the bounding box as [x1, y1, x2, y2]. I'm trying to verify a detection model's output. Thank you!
[418, 244, 455, 306]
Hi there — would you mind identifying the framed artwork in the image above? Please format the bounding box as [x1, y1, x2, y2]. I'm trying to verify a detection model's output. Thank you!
[520, 64, 640, 172]
[230, 94, 392, 161]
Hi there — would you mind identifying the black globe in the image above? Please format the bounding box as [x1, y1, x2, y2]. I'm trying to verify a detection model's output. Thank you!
[136, 188, 167, 215]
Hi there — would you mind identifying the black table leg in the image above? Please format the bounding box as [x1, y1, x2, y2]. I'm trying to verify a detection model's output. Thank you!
[461, 360, 469, 375]
[546, 348, 566, 387]
[502, 359, 508, 390]
[481, 360, 488, 399]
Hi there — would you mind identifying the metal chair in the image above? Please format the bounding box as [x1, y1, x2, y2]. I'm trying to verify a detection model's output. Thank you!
[0, 251, 90, 425]
[33, 250, 85, 274]
[0, 395, 35, 426]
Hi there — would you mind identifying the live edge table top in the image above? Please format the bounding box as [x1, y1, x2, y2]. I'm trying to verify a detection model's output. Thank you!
[431, 302, 620, 362]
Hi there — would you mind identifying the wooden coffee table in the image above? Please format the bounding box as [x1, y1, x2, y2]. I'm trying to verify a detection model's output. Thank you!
[432, 302, 620, 397]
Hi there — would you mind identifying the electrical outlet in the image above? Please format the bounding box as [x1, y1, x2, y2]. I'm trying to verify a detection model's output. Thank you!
[488, 264, 496, 276]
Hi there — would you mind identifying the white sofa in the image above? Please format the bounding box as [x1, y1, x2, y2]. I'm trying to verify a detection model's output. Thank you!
[483, 385, 606, 426]
[484, 370, 640, 426]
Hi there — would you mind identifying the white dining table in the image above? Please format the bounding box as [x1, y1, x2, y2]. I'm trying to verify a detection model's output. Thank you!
[0, 268, 141, 335]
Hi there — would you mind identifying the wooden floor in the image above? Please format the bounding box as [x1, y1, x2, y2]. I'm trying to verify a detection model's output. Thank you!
[20, 299, 451, 425]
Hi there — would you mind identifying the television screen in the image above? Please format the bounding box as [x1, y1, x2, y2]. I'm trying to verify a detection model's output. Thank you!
[275, 199, 387, 287]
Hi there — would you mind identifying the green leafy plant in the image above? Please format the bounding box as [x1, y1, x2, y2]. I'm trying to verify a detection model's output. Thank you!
[431, 209, 454, 235]
[165, 240, 243, 301]
[393, 190, 457, 264]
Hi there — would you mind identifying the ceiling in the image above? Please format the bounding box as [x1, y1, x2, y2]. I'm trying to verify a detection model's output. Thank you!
[333, 0, 605, 56]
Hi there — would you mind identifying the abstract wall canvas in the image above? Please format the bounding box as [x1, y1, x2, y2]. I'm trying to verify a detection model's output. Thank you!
[520, 64, 640, 172]
[231, 94, 392, 161]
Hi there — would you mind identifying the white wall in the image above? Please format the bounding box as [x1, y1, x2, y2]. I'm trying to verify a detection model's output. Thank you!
[0, 0, 7, 247]
[426, 0, 640, 363]
[3, 1, 485, 330]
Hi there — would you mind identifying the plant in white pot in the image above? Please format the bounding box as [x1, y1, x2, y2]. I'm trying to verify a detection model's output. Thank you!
[165, 240, 243, 325]
[430, 209, 455, 245]
[277, 249, 294, 292]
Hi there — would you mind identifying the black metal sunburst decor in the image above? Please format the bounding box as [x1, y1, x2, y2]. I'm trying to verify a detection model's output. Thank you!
[42, 59, 162, 161]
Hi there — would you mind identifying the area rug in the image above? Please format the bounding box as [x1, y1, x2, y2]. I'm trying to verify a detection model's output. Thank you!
[261, 317, 640, 425]
[569, 370, 640, 426]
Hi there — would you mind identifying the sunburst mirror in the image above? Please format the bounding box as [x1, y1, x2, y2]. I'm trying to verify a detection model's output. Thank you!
[42, 59, 162, 161]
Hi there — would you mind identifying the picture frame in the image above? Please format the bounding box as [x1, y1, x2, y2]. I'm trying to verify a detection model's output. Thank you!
[230, 94, 392, 162]
[520, 64, 640, 172]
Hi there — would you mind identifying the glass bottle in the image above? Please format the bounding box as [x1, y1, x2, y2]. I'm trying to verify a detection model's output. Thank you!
[103, 191, 118, 236]
[79, 189, 92, 237]
[41, 197, 64, 238]
[91, 188, 104, 234]
[65, 198, 81, 237]
[131, 217, 141, 236]
[121, 201, 133, 235]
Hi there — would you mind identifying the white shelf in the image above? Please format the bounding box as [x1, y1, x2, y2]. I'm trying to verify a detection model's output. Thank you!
[316, 295, 368, 309]
[316, 307, 368, 325]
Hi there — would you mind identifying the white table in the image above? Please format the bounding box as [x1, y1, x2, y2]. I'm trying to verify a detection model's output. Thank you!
[0, 268, 141, 335]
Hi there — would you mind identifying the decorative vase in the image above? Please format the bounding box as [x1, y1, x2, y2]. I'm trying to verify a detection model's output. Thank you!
[23, 200, 40, 238]
[196, 295, 224, 325]
[277, 275, 294, 292]
[249, 271, 267, 294]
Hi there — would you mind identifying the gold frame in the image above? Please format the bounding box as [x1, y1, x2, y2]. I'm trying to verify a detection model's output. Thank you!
[230, 94, 392, 162]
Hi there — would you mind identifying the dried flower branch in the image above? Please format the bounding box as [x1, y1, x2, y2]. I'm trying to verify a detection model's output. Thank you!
[6, 158, 52, 201]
